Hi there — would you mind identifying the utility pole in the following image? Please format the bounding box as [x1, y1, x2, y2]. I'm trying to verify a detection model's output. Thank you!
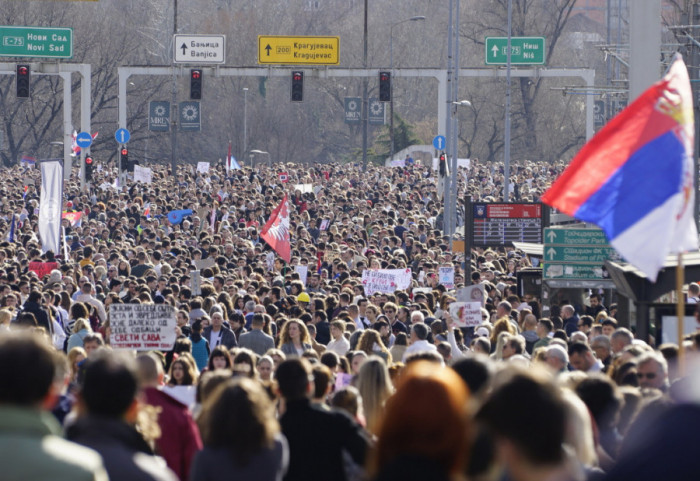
[361, 0, 369, 171]
[170, 0, 178, 176]
[503, 0, 512, 202]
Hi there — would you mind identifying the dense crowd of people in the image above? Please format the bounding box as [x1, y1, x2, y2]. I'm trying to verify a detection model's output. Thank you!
[0, 158, 698, 481]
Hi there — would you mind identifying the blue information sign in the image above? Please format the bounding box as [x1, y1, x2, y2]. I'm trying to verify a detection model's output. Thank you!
[433, 135, 446, 150]
[115, 128, 131, 144]
[76, 132, 93, 148]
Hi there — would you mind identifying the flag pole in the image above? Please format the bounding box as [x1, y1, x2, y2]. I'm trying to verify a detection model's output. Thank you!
[676, 252, 686, 377]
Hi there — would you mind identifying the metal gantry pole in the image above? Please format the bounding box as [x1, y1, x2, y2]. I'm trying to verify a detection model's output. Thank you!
[243, 87, 248, 160]
[444, 0, 454, 237]
[362, 0, 369, 171]
[170, 0, 178, 176]
[503, 0, 512, 202]
[449, 0, 461, 241]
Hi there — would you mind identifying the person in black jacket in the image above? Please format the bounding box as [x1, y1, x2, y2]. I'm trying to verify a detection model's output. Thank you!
[276, 358, 370, 481]
[66, 350, 178, 481]
[22, 290, 52, 335]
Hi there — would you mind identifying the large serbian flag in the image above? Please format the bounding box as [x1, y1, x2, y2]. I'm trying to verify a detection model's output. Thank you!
[542, 54, 698, 281]
[261, 194, 291, 263]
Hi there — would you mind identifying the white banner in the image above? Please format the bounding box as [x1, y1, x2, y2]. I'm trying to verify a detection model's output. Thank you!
[39, 160, 63, 254]
[295, 264, 308, 285]
[197, 161, 210, 173]
[133, 165, 153, 184]
[293, 183, 313, 193]
[456, 284, 486, 306]
[449, 302, 483, 328]
[190, 270, 202, 296]
[109, 304, 177, 351]
[439, 266, 455, 289]
[361, 268, 412, 295]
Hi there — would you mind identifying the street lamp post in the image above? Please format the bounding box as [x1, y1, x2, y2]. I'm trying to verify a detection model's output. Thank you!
[390, 16, 426, 161]
[243, 87, 248, 160]
[250, 149, 270, 168]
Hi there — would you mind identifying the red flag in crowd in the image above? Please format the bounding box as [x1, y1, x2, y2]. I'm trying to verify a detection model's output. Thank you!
[279, 172, 289, 183]
[260, 195, 291, 263]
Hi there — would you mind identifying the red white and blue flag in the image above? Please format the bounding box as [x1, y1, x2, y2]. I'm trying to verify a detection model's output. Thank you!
[542, 55, 698, 280]
[20, 156, 36, 168]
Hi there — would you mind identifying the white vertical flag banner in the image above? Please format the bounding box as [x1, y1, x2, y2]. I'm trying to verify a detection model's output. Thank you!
[39, 160, 63, 255]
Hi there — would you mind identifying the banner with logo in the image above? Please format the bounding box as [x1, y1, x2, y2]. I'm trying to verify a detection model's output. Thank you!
[39, 160, 63, 254]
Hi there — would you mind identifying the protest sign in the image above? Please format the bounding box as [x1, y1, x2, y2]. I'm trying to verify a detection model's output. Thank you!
[28, 261, 58, 279]
[456, 284, 486, 306]
[295, 264, 308, 285]
[133, 165, 153, 184]
[110, 304, 177, 350]
[439, 266, 455, 289]
[190, 270, 202, 296]
[293, 183, 313, 193]
[320, 219, 330, 231]
[192, 257, 215, 271]
[361, 268, 412, 295]
[390, 159, 405, 168]
[412, 287, 432, 296]
[449, 302, 482, 328]
[196, 162, 210, 173]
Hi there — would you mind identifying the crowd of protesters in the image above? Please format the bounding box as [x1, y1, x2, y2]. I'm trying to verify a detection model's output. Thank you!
[0, 157, 699, 481]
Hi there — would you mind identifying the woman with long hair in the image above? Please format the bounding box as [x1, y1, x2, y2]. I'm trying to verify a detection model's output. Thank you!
[356, 330, 392, 365]
[168, 357, 198, 387]
[191, 377, 288, 481]
[277, 319, 312, 357]
[356, 356, 394, 436]
[367, 361, 471, 481]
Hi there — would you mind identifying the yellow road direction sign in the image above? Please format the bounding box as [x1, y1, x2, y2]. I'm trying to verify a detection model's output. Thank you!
[258, 36, 339, 65]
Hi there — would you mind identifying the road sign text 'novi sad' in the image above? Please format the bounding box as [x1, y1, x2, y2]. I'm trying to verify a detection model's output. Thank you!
[0, 26, 72, 59]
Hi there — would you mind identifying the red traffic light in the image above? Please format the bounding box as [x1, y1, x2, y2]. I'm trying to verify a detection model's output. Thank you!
[293, 73, 302, 81]
[85, 156, 93, 165]
[18, 66, 28, 75]
[191, 70, 201, 79]
[121, 148, 128, 156]
[439, 153, 446, 161]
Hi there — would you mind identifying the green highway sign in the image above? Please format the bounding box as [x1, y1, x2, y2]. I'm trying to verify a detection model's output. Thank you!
[543, 227, 622, 280]
[544, 245, 621, 263]
[544, 228, 608, 246]
[542, 263, 608, 281]
[0, 26, 73, 59]
[485, 37, 545, 65]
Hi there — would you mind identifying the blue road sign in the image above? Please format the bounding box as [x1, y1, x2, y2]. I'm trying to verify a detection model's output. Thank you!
[433, 135, 446, 150]
[115, 128, 131, 144]
[76, 132, 93, 148]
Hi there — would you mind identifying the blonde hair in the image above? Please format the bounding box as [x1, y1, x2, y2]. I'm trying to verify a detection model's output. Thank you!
[0, 308, 12, 326]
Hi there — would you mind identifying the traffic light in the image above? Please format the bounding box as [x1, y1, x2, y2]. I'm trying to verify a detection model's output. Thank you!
[190, 69, 202, 100]
[439, 152, 447, 177]
[120, 148, 129, 171]
[84, 155, 94, 182]
[16, 64, 30, 98]
[379, 71, 391, 102]
[291, 71, 304, 102]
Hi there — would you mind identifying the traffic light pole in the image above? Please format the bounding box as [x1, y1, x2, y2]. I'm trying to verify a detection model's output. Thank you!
[170, 0, 179, 177]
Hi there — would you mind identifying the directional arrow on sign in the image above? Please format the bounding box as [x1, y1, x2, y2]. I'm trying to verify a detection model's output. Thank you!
[547, 247, 557, 260]
[547, 230, 557, 243]
[180, 43, 188, 55]
[265, 44, 272, 56]
[491, 45, 499, 57]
